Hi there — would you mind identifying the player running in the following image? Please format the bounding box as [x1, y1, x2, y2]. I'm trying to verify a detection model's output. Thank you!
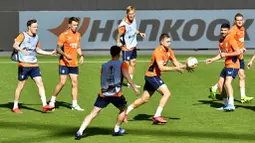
[75, 45, 139, 140]
[206, 23, 242, 111]
[124, 33, 190, 124]
[49, 17, 85, 111]
[116, 5, 146, 88]
[12, 19, 56, 113]
[209, 13, 253, 103]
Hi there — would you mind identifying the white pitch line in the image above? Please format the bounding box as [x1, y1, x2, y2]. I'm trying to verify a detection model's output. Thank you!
[0, 59, 237, 64]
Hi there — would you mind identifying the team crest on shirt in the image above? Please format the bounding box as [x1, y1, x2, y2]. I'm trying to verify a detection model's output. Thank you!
[239, 38, 244, 43]
[70, 43, 78, 48]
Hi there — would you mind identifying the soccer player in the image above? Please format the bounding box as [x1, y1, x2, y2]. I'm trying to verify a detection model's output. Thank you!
[124, 33, 188, 124]
[49, 17, 84, 111]
[206, 23, 241, 111]
[75, 46, 139, 140]
[12, 19, 56, 113]
[209, 13, 253, 103]
[116, 5, 146, 88]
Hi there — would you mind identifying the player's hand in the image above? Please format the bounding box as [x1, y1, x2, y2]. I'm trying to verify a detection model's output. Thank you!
[176, 66, 184, 73]
[21, 48, 28, 56]
[65, 54, 72, 60]
[79, 56, 84, 65]
[247, 61, 253, 69]
[220, 52, 226, 58]
[51, 49, 57, 56]
[139, 33, 146, 38]
[133, 87, 140, 96]
[205, 59, 213, 64]
[186, 66, 194, 73]
[240, 48, 246, 54]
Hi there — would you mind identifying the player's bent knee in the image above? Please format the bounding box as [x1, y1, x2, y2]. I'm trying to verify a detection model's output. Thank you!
[130, 59, 136, 67]
[142, 97, 150, 103]
[72, 81, 78, 88]
[59, 80, 66, 87]
[224, 82, 232, 88]
[239, 74, 245, 80]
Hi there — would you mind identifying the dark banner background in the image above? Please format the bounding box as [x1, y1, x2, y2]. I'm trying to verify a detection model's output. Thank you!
[1, 0, 255, 51]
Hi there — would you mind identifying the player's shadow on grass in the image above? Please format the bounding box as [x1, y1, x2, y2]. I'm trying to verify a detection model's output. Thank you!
[1, 121, 255, 142]
[131, 114, 180, 122]
[196, 100, 255, 112]
[196, 100, 224, 108]
[53, 101, 72, 110]
[0, 102, 42, 113]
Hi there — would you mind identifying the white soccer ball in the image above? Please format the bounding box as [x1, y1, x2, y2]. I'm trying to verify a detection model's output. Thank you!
[186, 57, 198, 69]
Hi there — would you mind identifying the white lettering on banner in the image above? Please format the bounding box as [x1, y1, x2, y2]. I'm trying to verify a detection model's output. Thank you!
[19, 10, 255, 50]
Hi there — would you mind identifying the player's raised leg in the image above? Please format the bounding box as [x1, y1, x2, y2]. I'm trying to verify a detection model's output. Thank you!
[124, 90, 153, 122]
[75, 106, 102, 140]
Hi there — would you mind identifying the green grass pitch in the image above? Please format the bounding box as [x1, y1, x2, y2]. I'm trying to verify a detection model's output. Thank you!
[0, 55, 254, 143]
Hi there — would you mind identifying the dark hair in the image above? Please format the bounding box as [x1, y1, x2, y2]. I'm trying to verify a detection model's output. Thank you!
[69, 17, 79, 24]
[235, 13, 244, 20]
[220, 23, 230, 29]
[27, 19, 37, 27]
[110, 45, 121, 57]
[159, 33, 170, 42]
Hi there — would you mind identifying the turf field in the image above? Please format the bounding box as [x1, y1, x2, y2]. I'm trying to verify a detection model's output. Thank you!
[0, 55, 255, 143]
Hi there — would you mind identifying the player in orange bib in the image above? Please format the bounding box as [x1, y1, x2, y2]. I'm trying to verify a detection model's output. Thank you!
[210, 13, 253, 103]
[49, 17, 85, 111]
[206, 23, 242, 111]
[12, 19, 56, 113]
[124, 33, 190, 124]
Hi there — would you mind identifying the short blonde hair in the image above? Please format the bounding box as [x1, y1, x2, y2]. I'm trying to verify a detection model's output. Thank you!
[126, 6, 136, 14]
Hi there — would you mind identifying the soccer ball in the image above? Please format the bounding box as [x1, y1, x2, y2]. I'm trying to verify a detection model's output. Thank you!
[186, 57, 198, 69]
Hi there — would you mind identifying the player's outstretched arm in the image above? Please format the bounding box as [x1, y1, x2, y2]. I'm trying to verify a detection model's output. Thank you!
[157, 60, 184, 73]
[205, 54, 221, 64]
[136, 30, 146, 38]
[36, 48, 56, 56]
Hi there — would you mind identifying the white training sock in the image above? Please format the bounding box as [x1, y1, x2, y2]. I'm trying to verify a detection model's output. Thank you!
[212, 83, 218, 91]
[13, 100, 19, 109]
[72, 100, 78, 107]
[154, 106, 163, 117]
[126, 104, 134, 115]
[223, 98, 228, 106]
[114, 124, 120, 132]
[41, 95, 47, 107]
[228, 96, 234, 105]
[130, 74, 133, 79]
[49, 96, 56, 106]
[78, 123, 86, 135]
[240, 88, 246, 98]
